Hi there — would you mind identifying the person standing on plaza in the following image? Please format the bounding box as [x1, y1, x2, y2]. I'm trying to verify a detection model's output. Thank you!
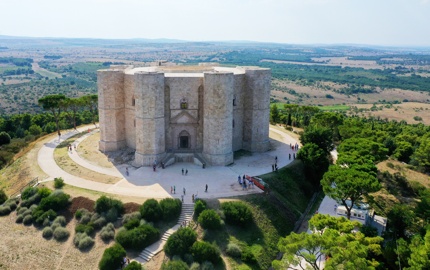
[205, 184, 208, 192]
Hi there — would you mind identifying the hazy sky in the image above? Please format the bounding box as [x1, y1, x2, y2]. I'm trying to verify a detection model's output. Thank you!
[1, 0, 430, 46]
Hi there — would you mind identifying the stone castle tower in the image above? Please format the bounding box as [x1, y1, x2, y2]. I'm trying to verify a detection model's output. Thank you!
[97, 65, 271, 166]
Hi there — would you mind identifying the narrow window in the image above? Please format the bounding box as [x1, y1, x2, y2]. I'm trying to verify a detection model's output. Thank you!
[233, 95, 237, 106]
[180, 98, 188, 109]
[232, 119, 235, 128]
[134, 119, 136, 127]
[132, 97, 135, 106]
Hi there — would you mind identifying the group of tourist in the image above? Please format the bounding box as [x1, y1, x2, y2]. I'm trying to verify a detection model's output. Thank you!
[238, 174, 254, 190]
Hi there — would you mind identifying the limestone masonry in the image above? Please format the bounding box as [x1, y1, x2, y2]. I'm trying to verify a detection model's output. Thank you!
[98, 65, 271, 166]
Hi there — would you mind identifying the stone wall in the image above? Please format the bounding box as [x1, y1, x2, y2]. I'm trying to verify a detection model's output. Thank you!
[202, 72, 234, 165]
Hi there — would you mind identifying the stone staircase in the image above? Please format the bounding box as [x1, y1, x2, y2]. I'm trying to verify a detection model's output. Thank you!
[136, 203, 195, 263]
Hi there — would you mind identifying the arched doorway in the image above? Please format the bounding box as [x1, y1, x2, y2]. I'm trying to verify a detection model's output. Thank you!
[178, 130, 190, 149]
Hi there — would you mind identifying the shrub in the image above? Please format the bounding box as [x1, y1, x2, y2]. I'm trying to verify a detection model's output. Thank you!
[161, 260, 189, 270]
[17, 206, 28, 215]
[37, 187, 52, 199]
[105, 207, 119, 222]
[93, 216, 107, 229]
[191, 241, 220, 264]
[54, 177, 65, 189]
[201, 261, 215, 270]
[124, 218, 141, 230]
[23, 214, 33, 225]
[42, 227, 53, 238]
[115, 224, 159, 250]
[75, 223, 95, 235]
[0, 189, 7, 204]
[21, 187, 38, 200]
[99, 243, 126, 270]
[139, 199, 161, 222]
[194, 199, 207, 218]
[198, 209, 221, 230]
[95, 195, 124, 215]
[0, 131, 11, 145]
[4, 198, 18, 211]
[221, 201, 253, 227]
[189, 262, 200, 270]
[38, 191, 70, 212]
[33, 209, 57, 225]
[0, 205, 11, 216]
[226, 242, 242, 258]
[16, 214, 24, 223]
[75, 208, 90, 220]
[100, 223, 115, 241]
[53, 216, 67, 227]
[122, 211, 142, 225]
[53, 227, 70, 241]
[241, 247, 256, 264]
[21, 192, 41, 208]
[74, 232, 95, 250]
[164, 227, 197, 257]
[80, 213, 91, 224]
[160, 198, 181, 221]
[124, 261, 143, 270]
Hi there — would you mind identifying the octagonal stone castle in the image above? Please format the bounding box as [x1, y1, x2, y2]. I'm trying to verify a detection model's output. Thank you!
[98, 65, 271, 166]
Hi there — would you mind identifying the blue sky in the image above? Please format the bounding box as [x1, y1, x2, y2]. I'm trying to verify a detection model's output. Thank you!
[1, 0, 430, 46]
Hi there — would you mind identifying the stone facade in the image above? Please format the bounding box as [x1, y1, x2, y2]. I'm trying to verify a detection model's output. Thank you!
[98, 65, 271, 166]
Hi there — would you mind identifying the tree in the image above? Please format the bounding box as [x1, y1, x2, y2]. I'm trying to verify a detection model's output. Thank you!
[61, 97, 84, 131]
[310, 112, 344, 142]
[411, 134, 430, 173]
[164, 227, 197, 257]
[300, 126, 334, 154]
[337, 138, 388, 163]
[38, 94, 66, 137]
[321, 165, 381, 220]
[387, 204, 416, 239]
[98, 243, 126, 270]
[273, 214, 382, 270]
[406, 229, 430, 270]
[81, 94, 98, 127]
[270, 104, 280, 124]
[0, 189, 7, 205]
[296, 143, 330, 184]
[0, 131, 11, 145]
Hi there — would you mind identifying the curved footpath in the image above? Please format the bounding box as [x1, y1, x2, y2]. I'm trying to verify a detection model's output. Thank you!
[37, 125, 300, 203]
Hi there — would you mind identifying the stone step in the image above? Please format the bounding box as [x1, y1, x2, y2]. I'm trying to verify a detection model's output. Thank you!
[141, 250, 155, 257]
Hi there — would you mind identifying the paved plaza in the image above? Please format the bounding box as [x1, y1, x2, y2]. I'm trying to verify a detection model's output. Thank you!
[38, 125, 301, 203]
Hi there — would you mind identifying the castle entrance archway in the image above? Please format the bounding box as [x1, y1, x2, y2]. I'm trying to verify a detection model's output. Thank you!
[178, 130, 190, 149]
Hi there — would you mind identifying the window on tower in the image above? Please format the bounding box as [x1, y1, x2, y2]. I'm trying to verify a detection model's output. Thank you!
[180, 98, 188, 109]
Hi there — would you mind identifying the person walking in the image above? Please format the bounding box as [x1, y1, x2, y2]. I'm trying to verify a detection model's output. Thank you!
[170, 186, 173, 194]
[174, 186, 176, 194]
[205, 184, 208, 192]
[183, 187, 186, 195]
[185, 169, 188, 175]
[182, 168, 184, 175]
[181, 194, 184, 202]
[125, 167, 129, 176]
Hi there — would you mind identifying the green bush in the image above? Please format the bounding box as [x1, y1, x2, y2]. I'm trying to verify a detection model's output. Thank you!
[221, 201, 253, 227]
[105, 207, 119, 222]
[189, 262, 200, 270]
[16, 214, 24, 223]
[226, 242, 242, 258]
[42, 227, 53, 238]
[100, 223, 115, 241]
[21, 192, 41, 208]
[201, 261, 215, 270]
[75, 208, 90, 220]
[194, 199, 207, 218]
[23, 214, 33, 225]
[164, 227, 197, 257]
[54, 177, 65, 189]
[139, 199, 161, 222]
[191, 241, 220, 264]
[198, 209, 221, 230]
[38, 191, 70, 212]
[160, 198, 181, 221]
[0, 205, 11, 216]
[122, 211, 141, 225]
[33, 209, 57, 225]
[0, 189, 7, 204]
[37, 187, 52, 199]
[53, 216, 67, 227]
[99, 243, 126, 270]
[53, 227, 70, 241]
[124, 218, 141, 230]
[241, 247, 257, 264]
[0, 131, 11, 145]
[21, 187, 38, 200]
[80, 213, 91, 224]
[95, 195, 124, 215]
[75, 223, 95, 235]
[123, 261, 143, 270]
[93, 216, 107, 229]
[74, 232, 95, 250]
[161, 260, 189, 270]
[4, 198, 18, 211]
[17, 206, 28, 215]
[115, 224, 159, 250]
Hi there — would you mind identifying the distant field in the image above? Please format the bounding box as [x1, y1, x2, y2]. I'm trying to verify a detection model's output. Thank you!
[32, 62, 61, 79]
[0, 64, 19, 74]
[319, 105, 350, 111]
